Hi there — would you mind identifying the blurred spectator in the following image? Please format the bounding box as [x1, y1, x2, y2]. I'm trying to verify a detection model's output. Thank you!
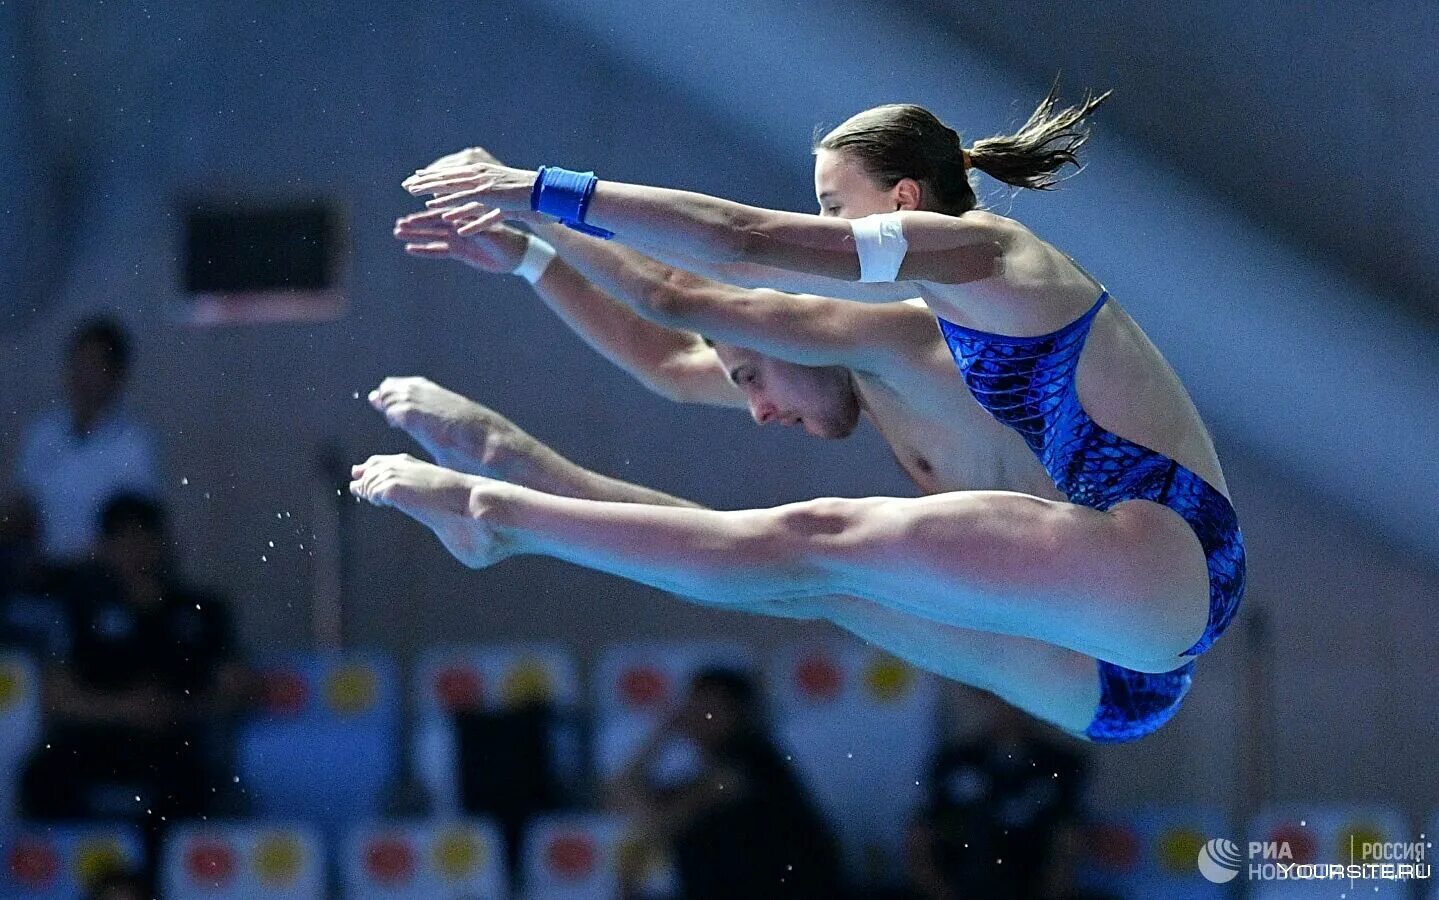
[904, 698, 1089, 900]
[14, 316, 162, 561]
[607, 667, 842, 900]
[0, 493, 71, 662]
[20, 494, 249, 876]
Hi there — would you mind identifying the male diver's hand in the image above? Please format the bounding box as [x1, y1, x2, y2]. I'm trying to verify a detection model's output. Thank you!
[392, 208, 531, 273]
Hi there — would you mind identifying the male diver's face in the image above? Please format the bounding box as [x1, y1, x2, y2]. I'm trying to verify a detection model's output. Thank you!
[712, 341, 861, 439]
[814, 148, 917, 219]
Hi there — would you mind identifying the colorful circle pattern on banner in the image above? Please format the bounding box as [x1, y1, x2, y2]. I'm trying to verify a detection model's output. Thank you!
[2, 827, 144, 899]
[263, 670, 308, 716]
[253, 832, 304, 886]
[72, 838, 126, 889]
[1337, 823, 1387, 862]
[502, 659, 555, 707]
[618, 665, 669, 711]
[363, 836, 415, 885]
[184, 839, 238, 886]
[434, 665, 484, 712]
[862, 655, 912, 702]
[1156, 826, 1206, 874]
[1268, 823, 1316, 864]
[795, 653, 843, 702]
[1088, 821, 1142, 873]
[545, 832, 598, 882]
[9, 838, 61, 890]
[433, 827, 484, 881]
[421, 646, 577, 721]
[0, 663, 23, 710]
[327, 665, 378, 715]
[615, 832, 664, 883]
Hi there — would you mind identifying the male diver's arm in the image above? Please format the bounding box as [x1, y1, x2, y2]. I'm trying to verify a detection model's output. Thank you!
[515, 249, 742, 407]
[394, 210, 742, 408]
[536, 222, 929, 370]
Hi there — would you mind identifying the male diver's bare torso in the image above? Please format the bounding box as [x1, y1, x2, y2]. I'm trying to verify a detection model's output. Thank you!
[841, 300, 1062, 499]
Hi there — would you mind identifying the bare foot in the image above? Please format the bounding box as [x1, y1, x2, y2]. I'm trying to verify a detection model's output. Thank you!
[368, 377, 517, 475]
[350, 454, 515, 569]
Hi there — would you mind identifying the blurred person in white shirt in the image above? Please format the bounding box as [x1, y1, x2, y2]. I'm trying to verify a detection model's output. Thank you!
[14, 317, 162, 561]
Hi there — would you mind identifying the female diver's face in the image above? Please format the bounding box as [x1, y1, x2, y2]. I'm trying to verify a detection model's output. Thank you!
[813, 148, 920, 219]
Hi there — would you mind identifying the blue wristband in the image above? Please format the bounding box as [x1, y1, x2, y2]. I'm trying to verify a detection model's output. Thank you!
[531, 166, 615, 239]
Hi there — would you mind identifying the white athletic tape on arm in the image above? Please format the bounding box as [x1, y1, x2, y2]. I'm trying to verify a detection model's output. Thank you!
[513, 234, 557, 284]
[850, 212, 909, 282]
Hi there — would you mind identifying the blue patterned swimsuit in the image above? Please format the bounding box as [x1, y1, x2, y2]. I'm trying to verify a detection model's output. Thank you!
[936, 290, 1246, 743]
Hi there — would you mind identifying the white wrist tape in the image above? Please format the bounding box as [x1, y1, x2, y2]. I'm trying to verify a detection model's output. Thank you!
[850, 212, 909, 282]
[513, 234, 557, 284]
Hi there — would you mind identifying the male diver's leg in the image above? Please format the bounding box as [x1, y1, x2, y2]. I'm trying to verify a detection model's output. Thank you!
[355, 455, 1206, 674]
[351, 455, 1193, 740]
